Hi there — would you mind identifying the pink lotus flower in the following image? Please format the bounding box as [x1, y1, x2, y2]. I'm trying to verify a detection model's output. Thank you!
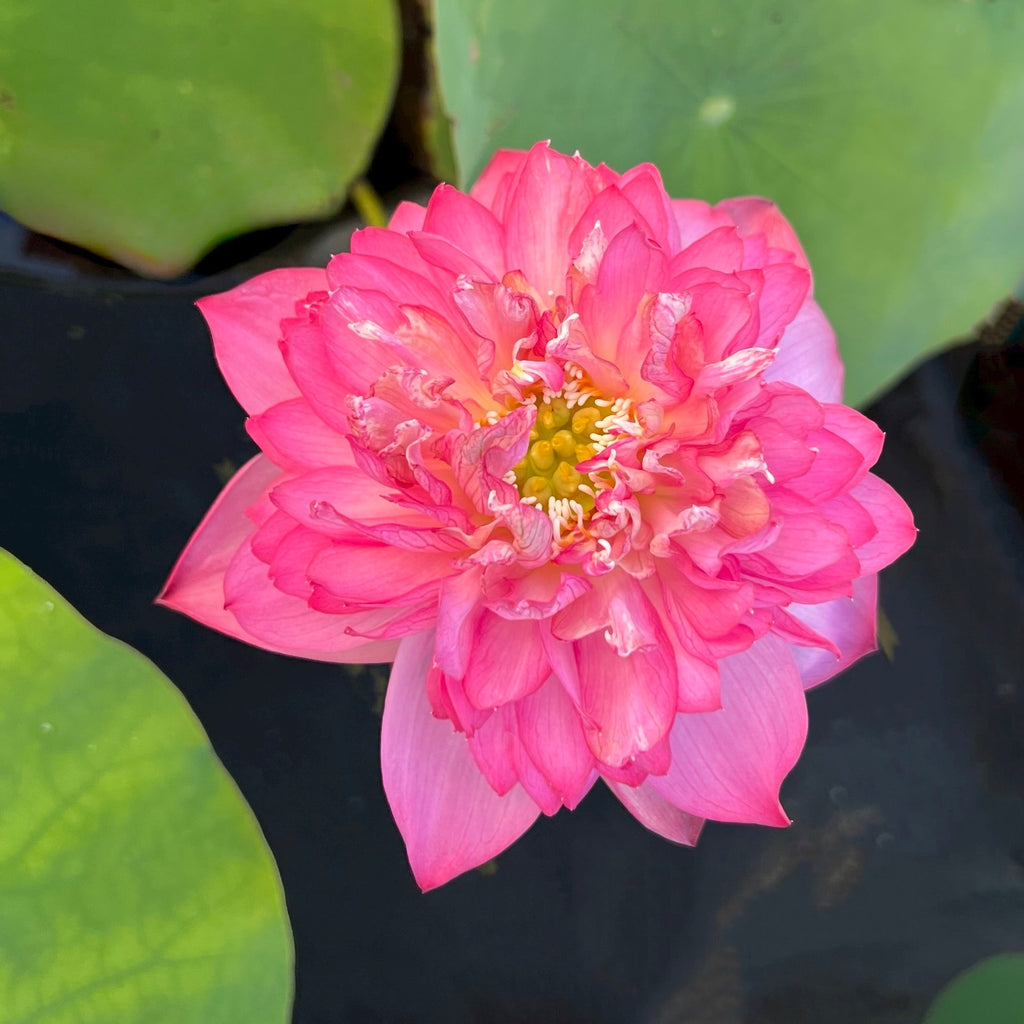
[160, 142, 916, 890]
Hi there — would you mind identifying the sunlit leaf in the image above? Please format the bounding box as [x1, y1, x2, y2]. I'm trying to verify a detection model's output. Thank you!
[0, 550, 292, 1024]
[0, 0, 399, 276]
[435, 0, 1024, 404]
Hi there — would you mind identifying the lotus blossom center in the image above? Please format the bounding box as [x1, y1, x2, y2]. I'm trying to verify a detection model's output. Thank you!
[498, 360, 642, 542]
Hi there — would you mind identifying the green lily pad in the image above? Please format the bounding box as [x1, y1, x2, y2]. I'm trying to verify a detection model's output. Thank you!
[923, 954, 1024, 1024]
[0, 550, 292, 1024]
[0, 0, 399, 277]
[434, 0, 1024, 404]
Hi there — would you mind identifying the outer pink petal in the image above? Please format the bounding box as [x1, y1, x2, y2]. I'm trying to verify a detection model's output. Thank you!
[278, 316, 353, 434]
[197, 268, 325, 415]
[765, 299, 843, 403]
[669, 199, 734, 249]
[158, 455, 398, 662]
[158, 454, 280, 637]
[717, 197, 811, 274]
[787, 574, 879, 689]
[269, 466, 435, 534]
[421, 184, 507, 278]
[382, 631, 541, 891]
[849, 473, 918, 573]
[435, 567, 486, 680]
[649, 634, 807, 825]
[306, 544, 457, 606]
[607, 780, 704, 845]
[586, 224, 666, 367]
[618, 165, 678, 250]
[469, 149, 530, 217]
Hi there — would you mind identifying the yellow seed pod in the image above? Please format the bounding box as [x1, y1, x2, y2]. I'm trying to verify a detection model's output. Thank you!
[552, 461, 581, 498]
[571, 405, 602, 438]
[522, 476, 553, 503]
[575, 443, 595, 464]
[529, 439, 556, 472]
[537, 397, 571, 433]
[551, 429, 577, 460]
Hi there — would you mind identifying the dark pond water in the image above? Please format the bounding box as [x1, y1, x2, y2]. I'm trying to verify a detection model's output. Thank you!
[2, 211, 1023, 1024]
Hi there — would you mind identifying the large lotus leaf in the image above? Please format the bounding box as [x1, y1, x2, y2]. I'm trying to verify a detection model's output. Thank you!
[923, 954, 1024, 1024]
[434, 0, 1024, 405]
[0, 0, 398, 277]
[0, 550, 292, 1024]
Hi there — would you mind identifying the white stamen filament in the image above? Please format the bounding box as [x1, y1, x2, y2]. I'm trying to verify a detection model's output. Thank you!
[546, 496, 585, 548]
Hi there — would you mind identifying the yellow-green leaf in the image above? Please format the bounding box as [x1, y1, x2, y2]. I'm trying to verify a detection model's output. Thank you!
[0, 0, 399, 276]
[0, 550, 292, 1024]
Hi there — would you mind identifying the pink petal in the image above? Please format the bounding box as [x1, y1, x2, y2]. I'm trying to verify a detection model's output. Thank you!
[669, 199, 734, 249]
[787, 574, 879, 689]
[849, 473, 918, 573]
[510, 741, 567, 817]
[463, 614, 549, 709]
[269, 466, 433, 534]
[649, 634, 807, 825]
[434, 566, 486, 680]
[583, 224, 667, 367]
[387, 200, 427, 233]
[197, 268, 325, 415]
[326, 252, 457, 323]
[504, 142, 605, 297]
[158, 454, 281, 637]
[567, 186, 657, 265]
[745, 262, 811, 352]
[469, 148, 530, 218]
[381, 631, 541, 891]
[467, 704, 519, 795]
[576, 626, 678, 767]
[672, 225, 745, 276]
[222, 537, 402, 662]
[278, 316, 354, 434]
[425, 664, 492, 736]
[514, 676, 596, 809]
[823, 404, 885, 468]
[246, 399, 352, 472]
[765, 299, 843, 403]
[421, 184, 507, 278]
[607, 780, 704, 845]
[306, 543, 457, 607]
[717, 197, 811, 274]
[618, 165, 678, 249]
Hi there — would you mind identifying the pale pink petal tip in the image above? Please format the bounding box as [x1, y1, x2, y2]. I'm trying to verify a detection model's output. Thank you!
[196, 267, 327, 416]
[382, 632, 540, 891]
